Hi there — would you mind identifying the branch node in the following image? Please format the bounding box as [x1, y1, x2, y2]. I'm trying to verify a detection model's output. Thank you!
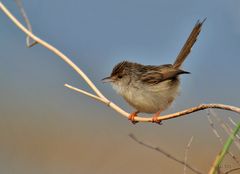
[107, 101, 112, 107]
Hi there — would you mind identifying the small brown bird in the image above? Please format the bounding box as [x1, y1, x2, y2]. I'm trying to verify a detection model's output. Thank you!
[103, 19, 205, 124]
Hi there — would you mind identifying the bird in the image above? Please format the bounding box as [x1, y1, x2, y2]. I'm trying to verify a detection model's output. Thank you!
[102, 19, 205, 124]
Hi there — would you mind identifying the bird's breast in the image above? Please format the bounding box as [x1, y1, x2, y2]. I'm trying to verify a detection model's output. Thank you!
[116, 79, 180, 113]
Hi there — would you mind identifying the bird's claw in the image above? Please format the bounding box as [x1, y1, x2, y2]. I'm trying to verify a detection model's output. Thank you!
[151, 115, 162, 125]
[128, 111, 139, 124]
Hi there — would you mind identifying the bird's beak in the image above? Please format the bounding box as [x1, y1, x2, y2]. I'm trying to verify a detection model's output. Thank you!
[101, 76, 113, 83]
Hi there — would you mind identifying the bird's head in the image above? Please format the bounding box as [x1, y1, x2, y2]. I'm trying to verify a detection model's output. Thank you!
[102, 61, 132, 93]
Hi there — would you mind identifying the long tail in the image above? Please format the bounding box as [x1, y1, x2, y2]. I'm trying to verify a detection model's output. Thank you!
[173, 18, 206, 69]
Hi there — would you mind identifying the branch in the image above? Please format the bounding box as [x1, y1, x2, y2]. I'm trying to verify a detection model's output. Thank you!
[66, 84, 240, 123]
[129, 134, 203, 174]
[0, 2, 107, 99]
[0, 1, 130, 119]
[225, 167, 240, 174]
[0, 2, 240, 123]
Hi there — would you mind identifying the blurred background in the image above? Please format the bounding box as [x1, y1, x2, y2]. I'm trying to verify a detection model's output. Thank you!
[0, 0, 240, 173]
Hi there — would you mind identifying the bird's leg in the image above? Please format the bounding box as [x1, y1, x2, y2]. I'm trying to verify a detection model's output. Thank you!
[128, 111, 139, 124]
[151, 111, 162, 124]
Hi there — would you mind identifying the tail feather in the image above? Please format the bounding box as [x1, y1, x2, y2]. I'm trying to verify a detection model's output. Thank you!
[173, 18, 206, 69]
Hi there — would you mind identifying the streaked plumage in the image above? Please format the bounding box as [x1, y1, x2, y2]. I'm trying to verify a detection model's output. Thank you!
[103, 19, 205, 116]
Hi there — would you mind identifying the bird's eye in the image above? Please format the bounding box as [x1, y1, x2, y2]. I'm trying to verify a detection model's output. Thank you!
[117, 75, 123, 79]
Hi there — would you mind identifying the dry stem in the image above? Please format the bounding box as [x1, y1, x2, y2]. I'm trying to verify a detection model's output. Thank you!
[129, 134, 203, 174]
[184, 136, 194, 174]
[14, 0, 37, 47]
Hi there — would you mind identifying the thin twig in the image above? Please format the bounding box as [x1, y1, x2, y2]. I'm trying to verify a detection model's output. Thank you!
[225, 167, 240, 174]
[65, 84, 240, 123]
[129, 134, 203, 174]
[0, 2, 130, 119]
[184, 136, 194, 174]
[14, 0, 37, 47]
[64, 84, 107, 104]
[0, 2, 107, 100]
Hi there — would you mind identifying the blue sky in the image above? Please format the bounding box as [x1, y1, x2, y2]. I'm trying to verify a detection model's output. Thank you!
[0, 0, 240, 173]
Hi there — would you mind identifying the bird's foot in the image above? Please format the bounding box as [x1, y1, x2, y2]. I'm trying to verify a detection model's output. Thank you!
[128, 111, 139, 124]
[151, 111, 162, 125]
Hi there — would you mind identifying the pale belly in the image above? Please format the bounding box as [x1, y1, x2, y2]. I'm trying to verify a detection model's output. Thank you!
[121, 80, 180, 113]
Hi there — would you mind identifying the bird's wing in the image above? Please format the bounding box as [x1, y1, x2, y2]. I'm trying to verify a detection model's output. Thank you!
[140, 65, 189, 85]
